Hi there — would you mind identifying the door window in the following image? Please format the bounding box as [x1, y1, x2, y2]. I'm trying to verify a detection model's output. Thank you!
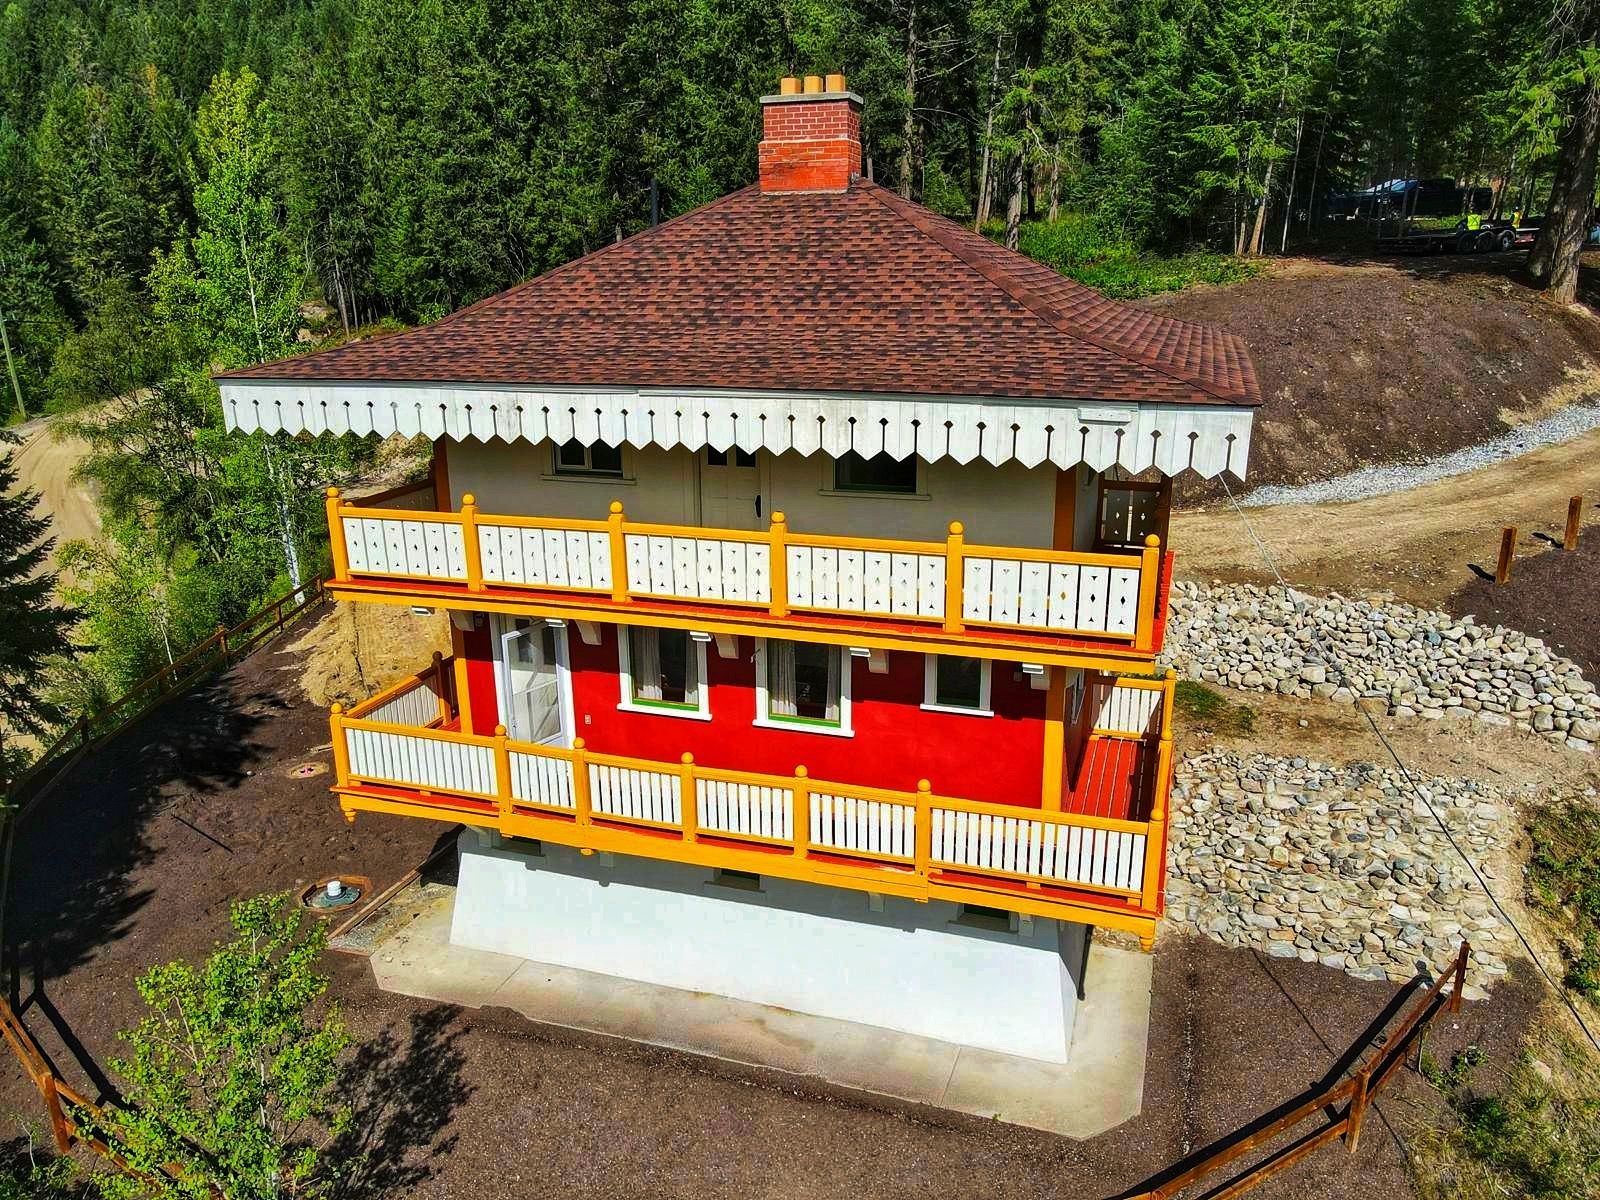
[499, 618, 565, 745]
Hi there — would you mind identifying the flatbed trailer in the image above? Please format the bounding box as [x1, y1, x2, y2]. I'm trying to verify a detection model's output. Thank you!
[1374, 220, 1535, 255]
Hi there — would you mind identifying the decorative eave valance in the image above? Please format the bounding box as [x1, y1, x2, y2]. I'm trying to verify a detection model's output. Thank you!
[219, 381, 1254, 480]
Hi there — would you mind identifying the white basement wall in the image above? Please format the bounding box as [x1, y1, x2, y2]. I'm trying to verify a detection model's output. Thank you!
[452, 832, 1087, 1063]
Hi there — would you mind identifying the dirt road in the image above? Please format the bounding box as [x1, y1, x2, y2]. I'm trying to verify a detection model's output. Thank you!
[1174, 426, 1600, 609]
[13, 415, 99, 569]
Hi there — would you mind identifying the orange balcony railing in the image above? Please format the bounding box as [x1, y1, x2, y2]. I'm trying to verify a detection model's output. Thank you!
[329, 660, 1176, 945]
[323, 489, 1173, 665]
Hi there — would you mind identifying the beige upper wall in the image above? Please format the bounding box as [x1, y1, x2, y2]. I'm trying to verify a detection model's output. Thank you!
[443, 439, 1076, 550]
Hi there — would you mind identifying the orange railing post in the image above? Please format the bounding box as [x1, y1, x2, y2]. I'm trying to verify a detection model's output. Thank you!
[325, 487, 350, 581]
[329, 704, 350, 787]
[461, 494, 485, 591]
[492, 725, 513, 819]
[769, 512, 790, 618]
[431, 652, 450, 723]
[679, 753, 699, 844]
[571, 738, 592, 827]
[943, 523, 965, 633]
[914, 778, 933, 878]
[792, 765, 810, 858]
[1135, 534, 1162, 650]
[1140, 669, 1177, 913]
[607, 501, 630, 603]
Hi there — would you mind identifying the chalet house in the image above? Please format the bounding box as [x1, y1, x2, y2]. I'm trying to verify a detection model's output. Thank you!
[218, 74, 1259, 1064]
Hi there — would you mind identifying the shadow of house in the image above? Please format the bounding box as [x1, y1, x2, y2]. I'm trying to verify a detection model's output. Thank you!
[332, 1005, 474, 1199]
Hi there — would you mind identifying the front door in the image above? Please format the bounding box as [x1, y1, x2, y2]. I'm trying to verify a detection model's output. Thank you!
[497, 617, 566, 745]
[700, 447, 762, 530]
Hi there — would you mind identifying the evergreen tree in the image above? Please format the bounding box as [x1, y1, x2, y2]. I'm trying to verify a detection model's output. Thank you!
[0, 433, 76, 753]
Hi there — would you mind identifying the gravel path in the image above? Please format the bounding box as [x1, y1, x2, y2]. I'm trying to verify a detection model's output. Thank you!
[1239, 401, 1600, 507]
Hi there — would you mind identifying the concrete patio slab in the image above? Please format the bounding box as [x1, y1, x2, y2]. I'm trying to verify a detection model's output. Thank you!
[363, 882, 1152, 1139]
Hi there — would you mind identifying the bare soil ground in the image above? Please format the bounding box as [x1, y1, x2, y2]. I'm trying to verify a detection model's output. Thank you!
[1144, 255, 1600, 491]
[13, 417, 98, 577]
[1171, 426, 1600, 609]
[0, 609, 1546, 1200]
[293, 601, 452, 708]
[1447, 530, 1600, 680]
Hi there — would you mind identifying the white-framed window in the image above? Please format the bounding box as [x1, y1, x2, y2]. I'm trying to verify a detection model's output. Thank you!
[618, 626, 711, 720]
[921, 654, 993, 716]
[552, 439, 625, 478]
[825, 451, 923, 497]
[754, 639, 852, 736]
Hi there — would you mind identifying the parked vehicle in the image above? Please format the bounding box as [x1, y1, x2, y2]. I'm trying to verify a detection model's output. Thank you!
[1329, 178, 1492, 220]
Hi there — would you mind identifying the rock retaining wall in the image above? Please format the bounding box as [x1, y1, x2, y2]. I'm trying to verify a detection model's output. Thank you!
[1166, 582, 1599, 752]
[1168, 750, 1517, 996]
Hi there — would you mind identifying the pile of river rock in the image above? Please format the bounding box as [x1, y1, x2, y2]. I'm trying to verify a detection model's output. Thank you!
[1165, 581, 1599, 752]
[1168, 750, 1518, 996]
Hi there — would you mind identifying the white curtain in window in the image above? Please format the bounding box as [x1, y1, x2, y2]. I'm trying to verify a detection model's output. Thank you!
[768, 640, 796, 716]
[631, 628, 662, 701]
[823, 647, 840, 722]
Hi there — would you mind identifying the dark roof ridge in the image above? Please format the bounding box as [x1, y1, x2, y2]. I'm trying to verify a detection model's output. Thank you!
[860, 183, 1245, 405]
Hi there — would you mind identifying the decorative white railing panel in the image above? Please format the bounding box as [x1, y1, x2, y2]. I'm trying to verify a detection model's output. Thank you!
[1092, 681, 1163, 736]
[509, 751, 576, 809]
[624, 534, 771, 604]
[362, 678, 448, 728]
[696, 778, 793, 841]
[962, 557, 1139, 634]
[343, 515, 467, 581]
[480, 524, 611, 590]
[588, 762, 682, 825]
[344, 727, 497, 797]
[786, 546, 945, 619]
[930, 809, 1145, 893]
[810, 793, 917, 859]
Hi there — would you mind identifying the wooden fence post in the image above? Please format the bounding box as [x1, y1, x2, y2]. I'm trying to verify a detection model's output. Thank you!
[943, 523, 965, 634]
[42, 1072, 71, 1154]
[769, 512, 790, 618]
[461, 494, 485, 591]
[607, 501, 630, 603]
[1344, 1065, 1371, 1152]
[1495, 526, 1516, 585]
[1449, 940, 1469, 1013]
[1566, 496, 1584, 551]
[678, 753, 698, 844]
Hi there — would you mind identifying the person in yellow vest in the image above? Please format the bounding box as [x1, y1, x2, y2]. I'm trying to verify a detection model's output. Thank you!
[1465, 212, 1482, 231]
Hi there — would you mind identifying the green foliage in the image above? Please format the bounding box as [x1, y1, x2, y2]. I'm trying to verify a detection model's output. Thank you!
[1413, 1038, 1600, 1200]
[0, 431, 76, 745]
[79, 893, 353, 1200]
[1012, 214, 1259, 298]
[1525, 800, 1600, 1001]
[0, 1144, 78, 1199]
[1172, 679, 1256, 736]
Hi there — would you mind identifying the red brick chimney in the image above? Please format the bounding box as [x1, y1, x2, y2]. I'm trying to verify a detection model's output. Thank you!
[758, 73, 862, 194]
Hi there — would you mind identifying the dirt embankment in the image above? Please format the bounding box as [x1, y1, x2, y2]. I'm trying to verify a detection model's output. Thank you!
[1144, 256, 1600, 490]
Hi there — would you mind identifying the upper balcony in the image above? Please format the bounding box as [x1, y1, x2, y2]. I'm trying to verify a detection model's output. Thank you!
[323, 488, 1174, 670]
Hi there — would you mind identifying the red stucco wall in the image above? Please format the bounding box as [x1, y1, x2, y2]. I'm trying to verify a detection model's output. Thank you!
[459, 624, 1050, 808]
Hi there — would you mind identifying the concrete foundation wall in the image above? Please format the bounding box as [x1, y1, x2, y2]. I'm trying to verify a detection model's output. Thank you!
[451, 831, 1087, 1062]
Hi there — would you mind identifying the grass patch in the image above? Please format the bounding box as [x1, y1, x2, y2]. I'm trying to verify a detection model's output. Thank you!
[1411, 1033, 1600, 1200]
[997, 214, 1261, 300]
[1525, 801, 1600, 1001]
[1171, 680, 1255, 737]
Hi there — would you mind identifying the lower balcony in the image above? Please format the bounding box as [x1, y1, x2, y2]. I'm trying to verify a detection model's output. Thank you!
[329, 658, 1175, 945]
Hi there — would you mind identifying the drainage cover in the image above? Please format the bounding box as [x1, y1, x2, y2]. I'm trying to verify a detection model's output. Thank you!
[289, 762, 328, 779]
[301, 876, 367, 910]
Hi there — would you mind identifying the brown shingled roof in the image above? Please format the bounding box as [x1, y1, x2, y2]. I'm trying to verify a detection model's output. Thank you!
[219, 181, 1260, 408]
